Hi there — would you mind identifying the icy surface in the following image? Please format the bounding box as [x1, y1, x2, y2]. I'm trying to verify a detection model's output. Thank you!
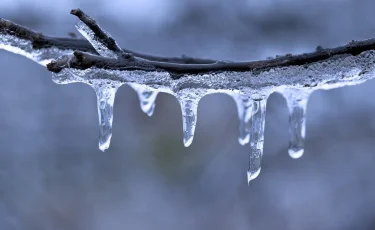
[75, 21, 119, 59]
[247, 95, 269, 183]
[279, 88, 312, 159]
[3, 22, 375, 181]
[48, 50, 375, 94]
[0, 33, 72, 65]
[128, 83, 158, 116]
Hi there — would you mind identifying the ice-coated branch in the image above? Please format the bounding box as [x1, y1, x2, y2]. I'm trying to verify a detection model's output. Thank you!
[0, 17, 215, 64]
[2, 9, 375, 183]
[70, 9, 123, 55]
[47, 38, 375, 77]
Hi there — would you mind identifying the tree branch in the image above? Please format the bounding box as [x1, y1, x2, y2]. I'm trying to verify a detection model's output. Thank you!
[1, 9, 375, 93]
[0, 18, 216, 64]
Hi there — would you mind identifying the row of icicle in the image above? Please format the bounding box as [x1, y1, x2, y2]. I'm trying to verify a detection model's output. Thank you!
[73, 19, 312, 183]
[91, 82, 311, 183]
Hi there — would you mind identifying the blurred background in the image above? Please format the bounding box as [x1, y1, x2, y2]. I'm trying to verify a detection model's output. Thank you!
[1, 0, 375, 229]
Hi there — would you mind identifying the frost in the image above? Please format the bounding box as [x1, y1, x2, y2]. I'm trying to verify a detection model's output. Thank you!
[278, 88, 312, 159]
[128, 83, 158, 116]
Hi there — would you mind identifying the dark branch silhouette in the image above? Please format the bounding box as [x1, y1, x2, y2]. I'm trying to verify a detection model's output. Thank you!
[0, 17, 215, 64]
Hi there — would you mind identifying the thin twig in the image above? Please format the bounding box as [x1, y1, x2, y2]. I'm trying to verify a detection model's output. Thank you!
[0, 18, 216, 64]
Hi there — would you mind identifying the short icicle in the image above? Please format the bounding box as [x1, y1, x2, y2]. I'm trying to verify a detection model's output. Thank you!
[229, 92, 253, 145]
[247, 97, 268, 184]
[281, 88, 311, 159]
[177, 90, 205, 147]
[92, 82, 121, 151]
[128, 83, 158, 116]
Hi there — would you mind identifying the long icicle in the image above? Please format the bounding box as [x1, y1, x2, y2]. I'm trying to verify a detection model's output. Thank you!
[128, 83, 158, 116]
[92, 82, 121, 151]
[281, 89, 312, 159]
[247, 97, 267, 183]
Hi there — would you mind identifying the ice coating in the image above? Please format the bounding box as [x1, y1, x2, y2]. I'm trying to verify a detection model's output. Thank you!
[177, 89, 207, 147]
[247, 97, 268, 183]
[0, 33, 72, 66]
[279, 88, 312, 159]
[228, 92, 253, 145]
[75, 21, 119, 59]
[46, 50, 375, 94]
[4, 19, 375, 181]
[128, 83, 158, 116]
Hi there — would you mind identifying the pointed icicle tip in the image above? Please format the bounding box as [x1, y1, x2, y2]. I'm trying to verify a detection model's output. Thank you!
[93, 81, 121, 152]
[128, 83, 158, 117]
[247, 96, 268, 183]
[139, 91, 158, 117]
[99, 133, 112, 152]
[247, 168, 261, 185]
[280, 88, 312, 159]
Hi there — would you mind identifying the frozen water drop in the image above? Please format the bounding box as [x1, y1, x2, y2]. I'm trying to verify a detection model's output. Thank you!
[92, 81, 121, 151]
[247, 168, 261, 183]
[280, 88, 311, 159]
[247, 98, 267, 183]
[128, 83, 158, 116]
[288, 149, 304, 159]
[229, 92, 253, 145]
[177, 90, 205, 147]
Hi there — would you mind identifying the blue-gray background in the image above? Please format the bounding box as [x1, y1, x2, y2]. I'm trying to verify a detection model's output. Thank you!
[1, 0, 375, 229]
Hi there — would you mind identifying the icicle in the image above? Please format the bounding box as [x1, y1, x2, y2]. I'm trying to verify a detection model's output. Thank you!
[92, 82, 121, 151]
[281, 88, 311, 159]
[247, 97, 267, 183]
[177, 90, 205, 147]
[229, 93, 253, 145]
[128, 83, 158, 116]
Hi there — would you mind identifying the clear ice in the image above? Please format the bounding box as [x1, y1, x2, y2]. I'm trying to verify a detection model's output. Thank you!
[228, 92, 253, 145]
[128, 83, 158, 116]
[92, 82, 121, 151]
[3, 17, 375, 183]
[279, 89, 311, 159]
[75, 21, 119, 59]
[177, 90, 206, 147]
[247, 97, 268, 183]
